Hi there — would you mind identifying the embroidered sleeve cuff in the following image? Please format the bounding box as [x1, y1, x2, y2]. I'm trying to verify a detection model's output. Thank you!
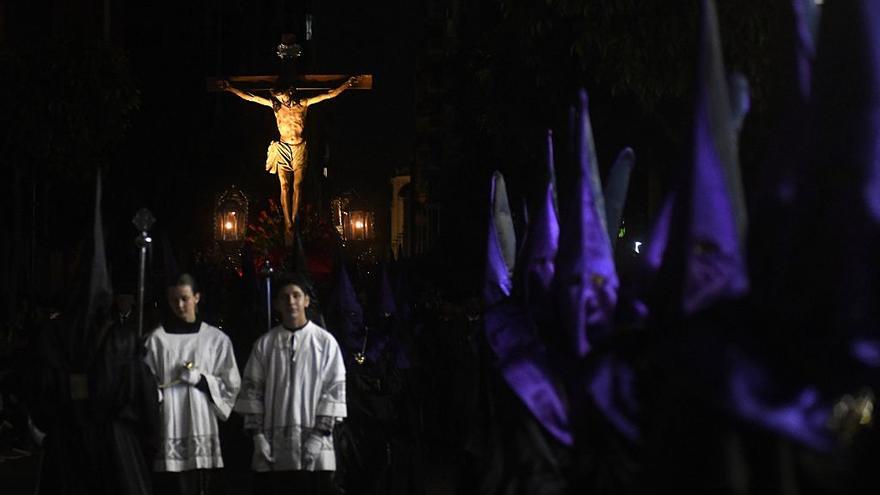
[316, 401, 347, 418]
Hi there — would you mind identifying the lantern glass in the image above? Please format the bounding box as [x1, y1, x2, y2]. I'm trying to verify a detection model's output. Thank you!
[215, 187, 249, 242]
[346, 210, 375, 241]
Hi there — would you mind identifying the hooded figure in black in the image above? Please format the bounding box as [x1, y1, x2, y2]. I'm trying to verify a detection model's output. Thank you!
[26, 173, 160, 495]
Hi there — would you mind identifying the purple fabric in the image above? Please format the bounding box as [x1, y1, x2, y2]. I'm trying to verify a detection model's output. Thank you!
[851, 339, 880, 368]
[484, 300, 573, 446]
[482, 169, 572, 446]
[328, 260, 390, 364]
[518, 130, 560, 319]
[811, 1, 880, 339]
[692, 6, 746, 241]
[587, 354, 640, 441]
[483, 172, 516, 307]
[364, 326, 391, 364]
[328, 256, 364, 353]
[776, 0, 818, 206]
[681, 0, 749, 315]
[622, 193, 673, 326]
[690, 0, 835, 450]
[727, 72, 750, 133]
[364, 262, 395, 364]
[856, 3, 880, 224]
[726, 348, 834, 452]
[554, 90, 619, 357]
[793, 0, 819, 101]
[645, 195, 674, 275]
[747, 0, 819, 320]
[377, 261, 397, 317]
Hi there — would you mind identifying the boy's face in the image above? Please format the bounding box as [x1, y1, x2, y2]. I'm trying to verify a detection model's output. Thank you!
[168, 284, 200, 323]
[274, 283, 310, 325]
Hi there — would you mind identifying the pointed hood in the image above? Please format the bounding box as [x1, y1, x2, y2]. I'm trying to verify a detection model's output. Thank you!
[792, 0, 821, 103]
[481, 170, 572, 446]
[554, 90, 618, 357]
[325, 251, 363, 357]
[756, 0, 817, 201]
[87, 173, 113, 324]
[756, 0, 819, 206]
[603, 147, 636, 248]
[377, 260, 397, 318]
[483, 301, 573, 446]
[516, 130, 560, 321]
[66, 173, 114, 368]
[657, 0, 749, 317]
[483, 171, 516, 306]
[727, 72, 750, 135]
[715, 0, 880, 453]
[359, 258, 398, 363]
[748, 0, 819, 310]
[807, 1, 880, 344]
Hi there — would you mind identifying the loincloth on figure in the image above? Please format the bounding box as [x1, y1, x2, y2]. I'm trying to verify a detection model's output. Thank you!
[265, 140, 307, 175]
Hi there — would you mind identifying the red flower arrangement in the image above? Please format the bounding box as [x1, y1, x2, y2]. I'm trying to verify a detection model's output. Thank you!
[244, 200, 341, 281]
[245, 198, 286, 271]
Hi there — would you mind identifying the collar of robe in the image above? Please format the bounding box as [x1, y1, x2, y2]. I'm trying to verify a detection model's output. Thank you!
[164, 317, 202, 334]
[282, 320, 309, 333]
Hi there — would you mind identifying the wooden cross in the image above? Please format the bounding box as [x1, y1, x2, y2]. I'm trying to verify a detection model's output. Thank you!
[205, 73, 373, 93]
[206, 32, 373, 93]
[205, 34, 373, 246]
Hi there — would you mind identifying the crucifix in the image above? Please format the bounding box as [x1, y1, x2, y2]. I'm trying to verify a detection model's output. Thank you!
[207, 33, 372, 245]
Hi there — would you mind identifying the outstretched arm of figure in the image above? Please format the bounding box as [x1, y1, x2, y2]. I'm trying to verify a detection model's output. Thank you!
[303, 76, 358, 106]
[220, 80, 273, 107]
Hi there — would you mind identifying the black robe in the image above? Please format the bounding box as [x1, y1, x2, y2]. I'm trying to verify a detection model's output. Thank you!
[335, 326, 402, 495]
[27, 317, 159, 495]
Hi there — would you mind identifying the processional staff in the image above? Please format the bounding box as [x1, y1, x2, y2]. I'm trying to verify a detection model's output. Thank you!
[132, 208, 156, 337]
[260, 259, 274, 332]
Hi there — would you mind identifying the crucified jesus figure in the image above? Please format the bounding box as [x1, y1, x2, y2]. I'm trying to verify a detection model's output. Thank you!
[220, 76, 358, 244]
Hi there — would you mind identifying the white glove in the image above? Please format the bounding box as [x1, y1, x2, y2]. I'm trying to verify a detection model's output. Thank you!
[302, 434, 323, 470]
[179, 365, 202, 386]
[253, 433, 275, 463]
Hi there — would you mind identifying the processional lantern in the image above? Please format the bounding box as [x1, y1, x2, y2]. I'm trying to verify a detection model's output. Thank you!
[332, 194, 376, 242]
[215, 185, 249, 243]
[330, 196, 351, 237]
[346, 209, 375, 241]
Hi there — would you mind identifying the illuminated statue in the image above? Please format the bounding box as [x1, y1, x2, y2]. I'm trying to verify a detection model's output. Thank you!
[221, 77, 358, 244]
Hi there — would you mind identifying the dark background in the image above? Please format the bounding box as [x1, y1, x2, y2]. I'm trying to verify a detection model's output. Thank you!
[0, 1, 801, 493]
[0, 0, 785, 316]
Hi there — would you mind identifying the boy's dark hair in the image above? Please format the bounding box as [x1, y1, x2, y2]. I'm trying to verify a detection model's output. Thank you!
[169, 273, 199, 294]
[273, 272, 313, 300]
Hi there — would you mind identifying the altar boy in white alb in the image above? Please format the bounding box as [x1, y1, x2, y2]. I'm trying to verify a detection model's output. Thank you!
[235, 273, 346, 494]
[144, 273, 241, 495]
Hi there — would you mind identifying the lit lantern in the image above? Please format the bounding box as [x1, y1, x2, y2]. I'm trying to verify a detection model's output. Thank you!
[215, 186, 249, 242]
[345, 209, 375, 241]
[330, 196, 351, 237]
[331, 193, 376, 242]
